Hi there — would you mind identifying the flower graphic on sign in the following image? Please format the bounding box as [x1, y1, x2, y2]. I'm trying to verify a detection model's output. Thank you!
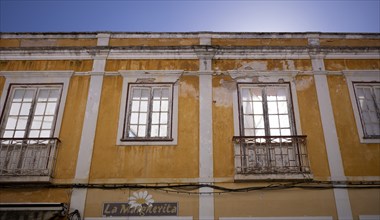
[128, 191, 154, 211]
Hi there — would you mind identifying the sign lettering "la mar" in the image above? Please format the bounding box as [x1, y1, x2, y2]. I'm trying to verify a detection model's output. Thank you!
[103, 203, 178, 217]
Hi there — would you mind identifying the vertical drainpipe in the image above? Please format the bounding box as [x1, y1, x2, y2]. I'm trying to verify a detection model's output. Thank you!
[198, 33, 215, 220]
[69, 33, 110, 217]
[309, 34, 353, 220]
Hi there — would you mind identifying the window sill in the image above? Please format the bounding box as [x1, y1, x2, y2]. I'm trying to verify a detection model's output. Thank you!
[359, 138, 380, 144]
[118, 138, 177, 146]
[0, 176, 52, 183]
[234, 173, 313, 182]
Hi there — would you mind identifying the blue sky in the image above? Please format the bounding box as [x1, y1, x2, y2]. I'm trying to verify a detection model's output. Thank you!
[0, 0, 379, 33]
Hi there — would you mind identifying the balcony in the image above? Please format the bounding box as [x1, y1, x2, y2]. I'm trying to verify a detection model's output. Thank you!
[0, 138, 60, 182]
[233, 135, 311, 180]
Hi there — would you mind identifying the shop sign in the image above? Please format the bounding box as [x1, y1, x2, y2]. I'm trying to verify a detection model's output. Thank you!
[102, 191, 178, 217]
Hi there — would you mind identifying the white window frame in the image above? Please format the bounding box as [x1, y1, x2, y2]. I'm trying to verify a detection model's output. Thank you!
[231, 71, 306, 180]
[344, 70, 380, 143]
[116, 70, 181, 146]
[122, 83, 174, 141]
[0, 71, 73, 139]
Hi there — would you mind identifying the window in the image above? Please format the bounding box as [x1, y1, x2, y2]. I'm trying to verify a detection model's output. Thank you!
[238, 83, 295, 137]
[0, 84, 62, 177]
[122, 84, 173, 141]
[353, 83, 380, 139]
[234, 82, 310, 178]
[0, 84, 62, 139]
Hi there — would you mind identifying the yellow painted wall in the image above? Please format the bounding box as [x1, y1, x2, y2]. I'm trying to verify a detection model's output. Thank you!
[0, 39, 20, 47]
[349, 189, 380, 218]
[324, 59, 380, 71]
[320, 39, 380, 47]
[106, 59, 199, 71]
[295, 75, 331, 179]
[212, 38, 309, 46]
[0, 188, 71, 203]
[327, 75, 380, 176]
[109, 38, 199, 46]
[56, 39, 97, 47]
[85, 189, 199, 218]
[0, 76, 5, 98]
[53, 76, 90, 181]
[0, 60, 93, 72]
[89, 75, 199, 180]
[212, 75, 235, 178]
[215, 183, 337, 219]
[213, 59, 312, 71]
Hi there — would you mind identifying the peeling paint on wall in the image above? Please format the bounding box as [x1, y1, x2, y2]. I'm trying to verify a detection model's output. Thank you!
[179, 81, 198, 99]
[238, 61, 267, 71]
[296, 76, 314, 91]
[212, 79, 236, 107]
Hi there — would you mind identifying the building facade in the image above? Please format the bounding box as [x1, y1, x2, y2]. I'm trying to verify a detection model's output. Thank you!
[0, 32, 379, 220]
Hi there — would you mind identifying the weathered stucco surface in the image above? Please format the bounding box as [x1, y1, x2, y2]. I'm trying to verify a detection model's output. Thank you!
[348, 189, 380, 217]
[212, 38, 308, 46]
[212, 75, 235, 178]
[0, 39, 20, 47]
[109, 38, 199, 46]
[0, 76, 5, 98]
[0, 60, 93, 72]
[214, 183, 337, 219]
[106, 59, 199, 71]
[324, 59, 380, 71]
[327, 75, 380, 176]
[0, 38, 97, 47]
[213, 59, 312, 71]
[0, 188, 71, 203]
[320, 39, 380, 47]
[295, 75, 331, 179]
[54, 76, 90, 180]
[89, 75, 199, 180]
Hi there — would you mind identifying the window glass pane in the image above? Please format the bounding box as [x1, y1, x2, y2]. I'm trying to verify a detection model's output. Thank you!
[159, 125, 167, 137]
[153, 89, 161, 99]
[278, 101, 288, 114]
[251, 88, 262, 101]
[281, 129, 291, 136]
[45, 103, 57, 115]
[241, 88, 251, 101]
[131, 101, 140, 111]
[140, 101, 148, 112]
[245, 129, 254, 136]
[161, 101, 169, 111]
[49, 89, 60, 102]
[16, 117, 27, 129]
[160, 113, 168, 124]
[242, 102, 253, 114]
[151, 125, 159, 137]
[269, 115, 280, 128]
[152, 101, 160, 111]
[374, 88, 380, 104]
[279, 115, 290, 128]
[5, 117, 17, 129]
[24, 90, 35, 102]
[138, 125, 146, 137]
[13, 89, 25, 102]
[130, 113, 138, 124]
[19, 103, 31, 115]
[132, 88, 142, 99]
[42, 119, 52, 129]
[152, 113, 159, 124]
[129, 125, 138, 137]
[277, 88, 287, 100]
[35, 103, 46, 115]
[252, 102, 263, 114]
[270, 129, 280, 136]
[14, 131, 25, 138]
[139, 113, 147, 124]
[254, 115, 264, 128]
[244, 115, 254, 128]
[255, 129, 265, 136]
[162, 88, 170, 99]
[40, 130, 50, 138]
[141, 89, 150, 100]
[29, 130, 40, 138]
[38, 90, 50, 101]
[3, 131, 14, 138]
[267, 102, 278, 114]
[31, 116, 43, 129]
[9, 103, 21, 115]
[266, 88, 277, 101]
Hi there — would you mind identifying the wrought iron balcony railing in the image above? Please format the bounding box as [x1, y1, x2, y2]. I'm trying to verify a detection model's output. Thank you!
[233, 135, 310, 175]
[0, 138, 60, 177]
